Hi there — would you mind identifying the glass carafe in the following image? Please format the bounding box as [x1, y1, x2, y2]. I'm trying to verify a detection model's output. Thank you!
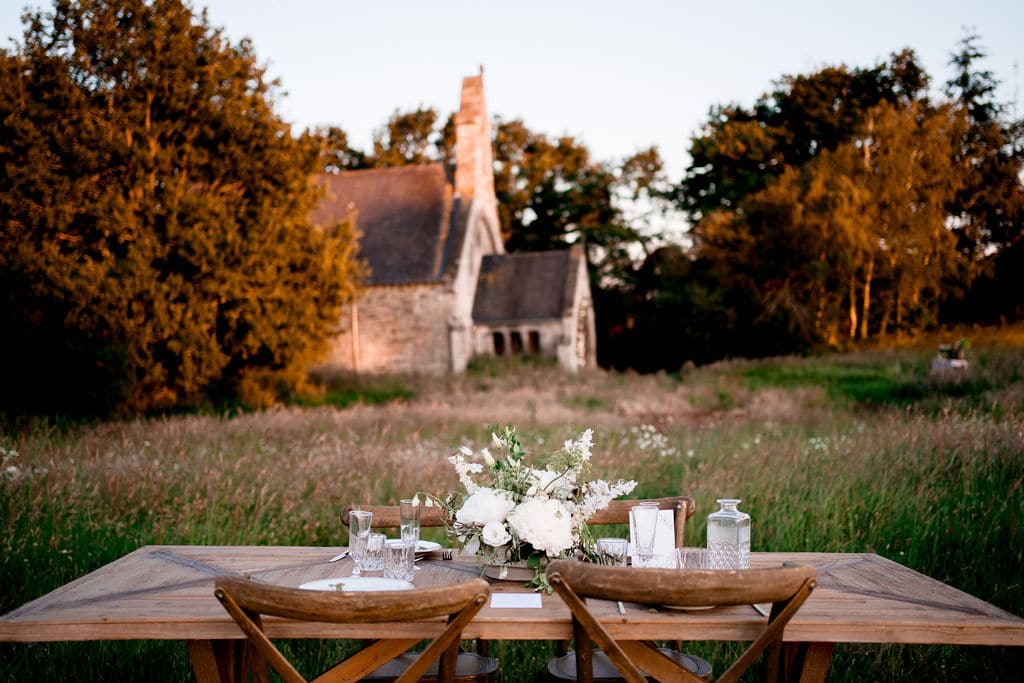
[706, 498, 750, 569]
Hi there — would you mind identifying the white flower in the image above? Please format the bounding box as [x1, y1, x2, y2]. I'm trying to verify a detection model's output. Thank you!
[480, 521, 512, 547]
[455, 487, 516, 526]
[424, 496, 434, 507]
[448, 453, 484, 493]
[480, 447, 495, 467]
[507, 498, 574, 555]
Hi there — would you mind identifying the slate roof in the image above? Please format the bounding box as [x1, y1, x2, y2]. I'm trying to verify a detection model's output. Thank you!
[313, 166, 459, 286]
[472, 248, 581, 324]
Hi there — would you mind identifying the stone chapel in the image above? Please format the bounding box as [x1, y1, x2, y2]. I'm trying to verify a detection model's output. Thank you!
[311, 73, 597, 375]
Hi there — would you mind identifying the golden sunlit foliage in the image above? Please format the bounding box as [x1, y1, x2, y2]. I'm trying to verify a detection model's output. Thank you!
[0, 0, 363, 415]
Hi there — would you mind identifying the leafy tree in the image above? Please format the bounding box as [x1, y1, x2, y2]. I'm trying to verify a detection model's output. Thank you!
[370, 107, 445, 167]
[942, 34, 1024, 321]
[678, 50, 931, 224]
[314, 125, 368, 172]
[695, 101, 964, 345]
[0, 0, 363, 415]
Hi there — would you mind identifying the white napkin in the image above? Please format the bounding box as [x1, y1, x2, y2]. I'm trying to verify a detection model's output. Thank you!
[629, 508, 676, 568]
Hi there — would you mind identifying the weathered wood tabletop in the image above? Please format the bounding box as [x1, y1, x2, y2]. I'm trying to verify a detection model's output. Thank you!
[2, 546, 1022, 681]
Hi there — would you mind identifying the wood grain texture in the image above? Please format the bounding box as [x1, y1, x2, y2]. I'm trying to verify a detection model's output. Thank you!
[1, 547, 1022, 647]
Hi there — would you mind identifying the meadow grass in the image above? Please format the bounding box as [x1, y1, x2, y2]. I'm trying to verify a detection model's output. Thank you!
[2, 333, 1023, 681]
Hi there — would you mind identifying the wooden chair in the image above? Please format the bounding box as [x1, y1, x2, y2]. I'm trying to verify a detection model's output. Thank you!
[545, 560, 818, 683]
[585, 495, 696, 549]
[343, 504, 451, 531]
[215, 574, 495, 683]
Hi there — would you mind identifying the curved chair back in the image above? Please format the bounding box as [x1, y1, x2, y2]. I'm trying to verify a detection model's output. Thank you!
[546, 560, 817, 683]
[215, 575, 490, 683]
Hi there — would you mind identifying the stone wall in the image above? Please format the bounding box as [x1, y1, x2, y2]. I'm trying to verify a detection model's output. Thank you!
[324, 284, 458, 375]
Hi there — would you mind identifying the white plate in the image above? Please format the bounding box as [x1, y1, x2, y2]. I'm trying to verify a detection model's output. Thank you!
[299, 577, 413, 592]
[416, 540, 442, 553]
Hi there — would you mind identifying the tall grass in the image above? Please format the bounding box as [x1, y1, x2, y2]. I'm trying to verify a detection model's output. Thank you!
[2, 336, 1023, 681]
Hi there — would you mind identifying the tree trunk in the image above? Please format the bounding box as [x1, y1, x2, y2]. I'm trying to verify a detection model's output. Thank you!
[848, 273, 858, 339]
[859, 258, 874, 339]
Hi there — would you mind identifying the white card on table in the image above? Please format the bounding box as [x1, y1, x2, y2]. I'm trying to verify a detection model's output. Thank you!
[490, 593, 542, 608]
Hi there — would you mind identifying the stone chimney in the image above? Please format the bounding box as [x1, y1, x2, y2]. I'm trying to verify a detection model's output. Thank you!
[454, 68, 495, 204]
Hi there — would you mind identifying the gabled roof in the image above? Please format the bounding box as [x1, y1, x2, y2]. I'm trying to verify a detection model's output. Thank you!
[313, 165, 459, 286]
[472, 248, 583, 324]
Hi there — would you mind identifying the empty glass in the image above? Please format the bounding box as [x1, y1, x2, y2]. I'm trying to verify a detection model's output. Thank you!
[595, 537, 628, 566]
[675, 546, 710, 569]
[384, 539, 416, 582]
[630, 504, 659, 567]
[348, 509, 372, 576]
[399, 498, 421, 545]
[362, 532, 386, 572]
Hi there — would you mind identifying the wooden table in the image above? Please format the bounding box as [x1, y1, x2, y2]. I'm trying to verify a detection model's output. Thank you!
[2, 546, 1022, 682]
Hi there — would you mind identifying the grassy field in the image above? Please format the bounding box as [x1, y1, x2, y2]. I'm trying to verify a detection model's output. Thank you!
[2, 327, 1023, 681]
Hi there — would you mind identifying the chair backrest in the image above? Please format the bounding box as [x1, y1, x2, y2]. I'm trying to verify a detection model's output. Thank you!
[343, 504, 450, 530]
[215, 575, 490, 683]
[344, 496, 695, 545]
[585, 496, 695, 549]
[546, 560, 817, 683]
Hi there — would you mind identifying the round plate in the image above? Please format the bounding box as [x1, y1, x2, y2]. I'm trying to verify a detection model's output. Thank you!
[299, 577, 413, 592]
[416, 540, 442, 553]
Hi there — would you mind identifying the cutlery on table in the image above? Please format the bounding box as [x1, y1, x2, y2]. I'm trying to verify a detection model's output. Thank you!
[751, 603, 768, 617]
[328, 550, 349, 563]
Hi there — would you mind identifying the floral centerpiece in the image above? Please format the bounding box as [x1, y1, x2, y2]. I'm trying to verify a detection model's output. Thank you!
[440, 426, 637, 590]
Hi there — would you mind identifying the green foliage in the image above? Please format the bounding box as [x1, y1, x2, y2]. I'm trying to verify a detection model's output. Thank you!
[0, 0, 363, 416]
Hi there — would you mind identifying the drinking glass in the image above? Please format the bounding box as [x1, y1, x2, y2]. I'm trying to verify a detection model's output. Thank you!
[675, 546, 710, 569]
[348, 509, 372, 576]
[595, 537, 628, 566]
[362, 532, 386, 572]
[384, 539, 416, 582]
[399, 498, 421, 545]
[630, 504, 659, 567]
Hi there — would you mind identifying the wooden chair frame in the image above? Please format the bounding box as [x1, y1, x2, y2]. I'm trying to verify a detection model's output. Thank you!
[343, 504, 450, 531]
[215, 575, 489, 683]
[546, 560, 817, 683]
[585, 495, 696, 549]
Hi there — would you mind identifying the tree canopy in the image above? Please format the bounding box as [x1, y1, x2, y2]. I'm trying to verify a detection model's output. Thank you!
[0, 0, 363, 415]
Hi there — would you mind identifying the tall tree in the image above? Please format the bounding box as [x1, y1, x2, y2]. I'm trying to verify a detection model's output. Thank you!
[0, 0, 363, 415]
[942, 33, 1024, 320]
[678, 50, 931, 224]
[370, 107, 444, 167]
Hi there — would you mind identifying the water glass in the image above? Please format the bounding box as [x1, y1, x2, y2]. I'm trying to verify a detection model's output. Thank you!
[675, 546, 710, 570]
[384, 539, 416, 582]
[399, 498, 421, 545]
[595, 538, 628, 566]
[362, 532, 386, 572]
[348, 509, 373, 576]
[630, 504, 659, 567]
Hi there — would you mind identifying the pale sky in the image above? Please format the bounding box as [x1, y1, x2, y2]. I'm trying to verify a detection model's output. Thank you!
[2, 1, 1022, 182]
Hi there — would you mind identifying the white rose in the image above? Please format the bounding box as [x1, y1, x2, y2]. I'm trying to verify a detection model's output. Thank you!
[480, 521, 512, 547]
[455, 487, 516, 526]
[507, 498, 574, 555]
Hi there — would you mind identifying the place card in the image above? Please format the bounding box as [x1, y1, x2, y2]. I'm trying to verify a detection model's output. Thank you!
[490, 593, 543, 609]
